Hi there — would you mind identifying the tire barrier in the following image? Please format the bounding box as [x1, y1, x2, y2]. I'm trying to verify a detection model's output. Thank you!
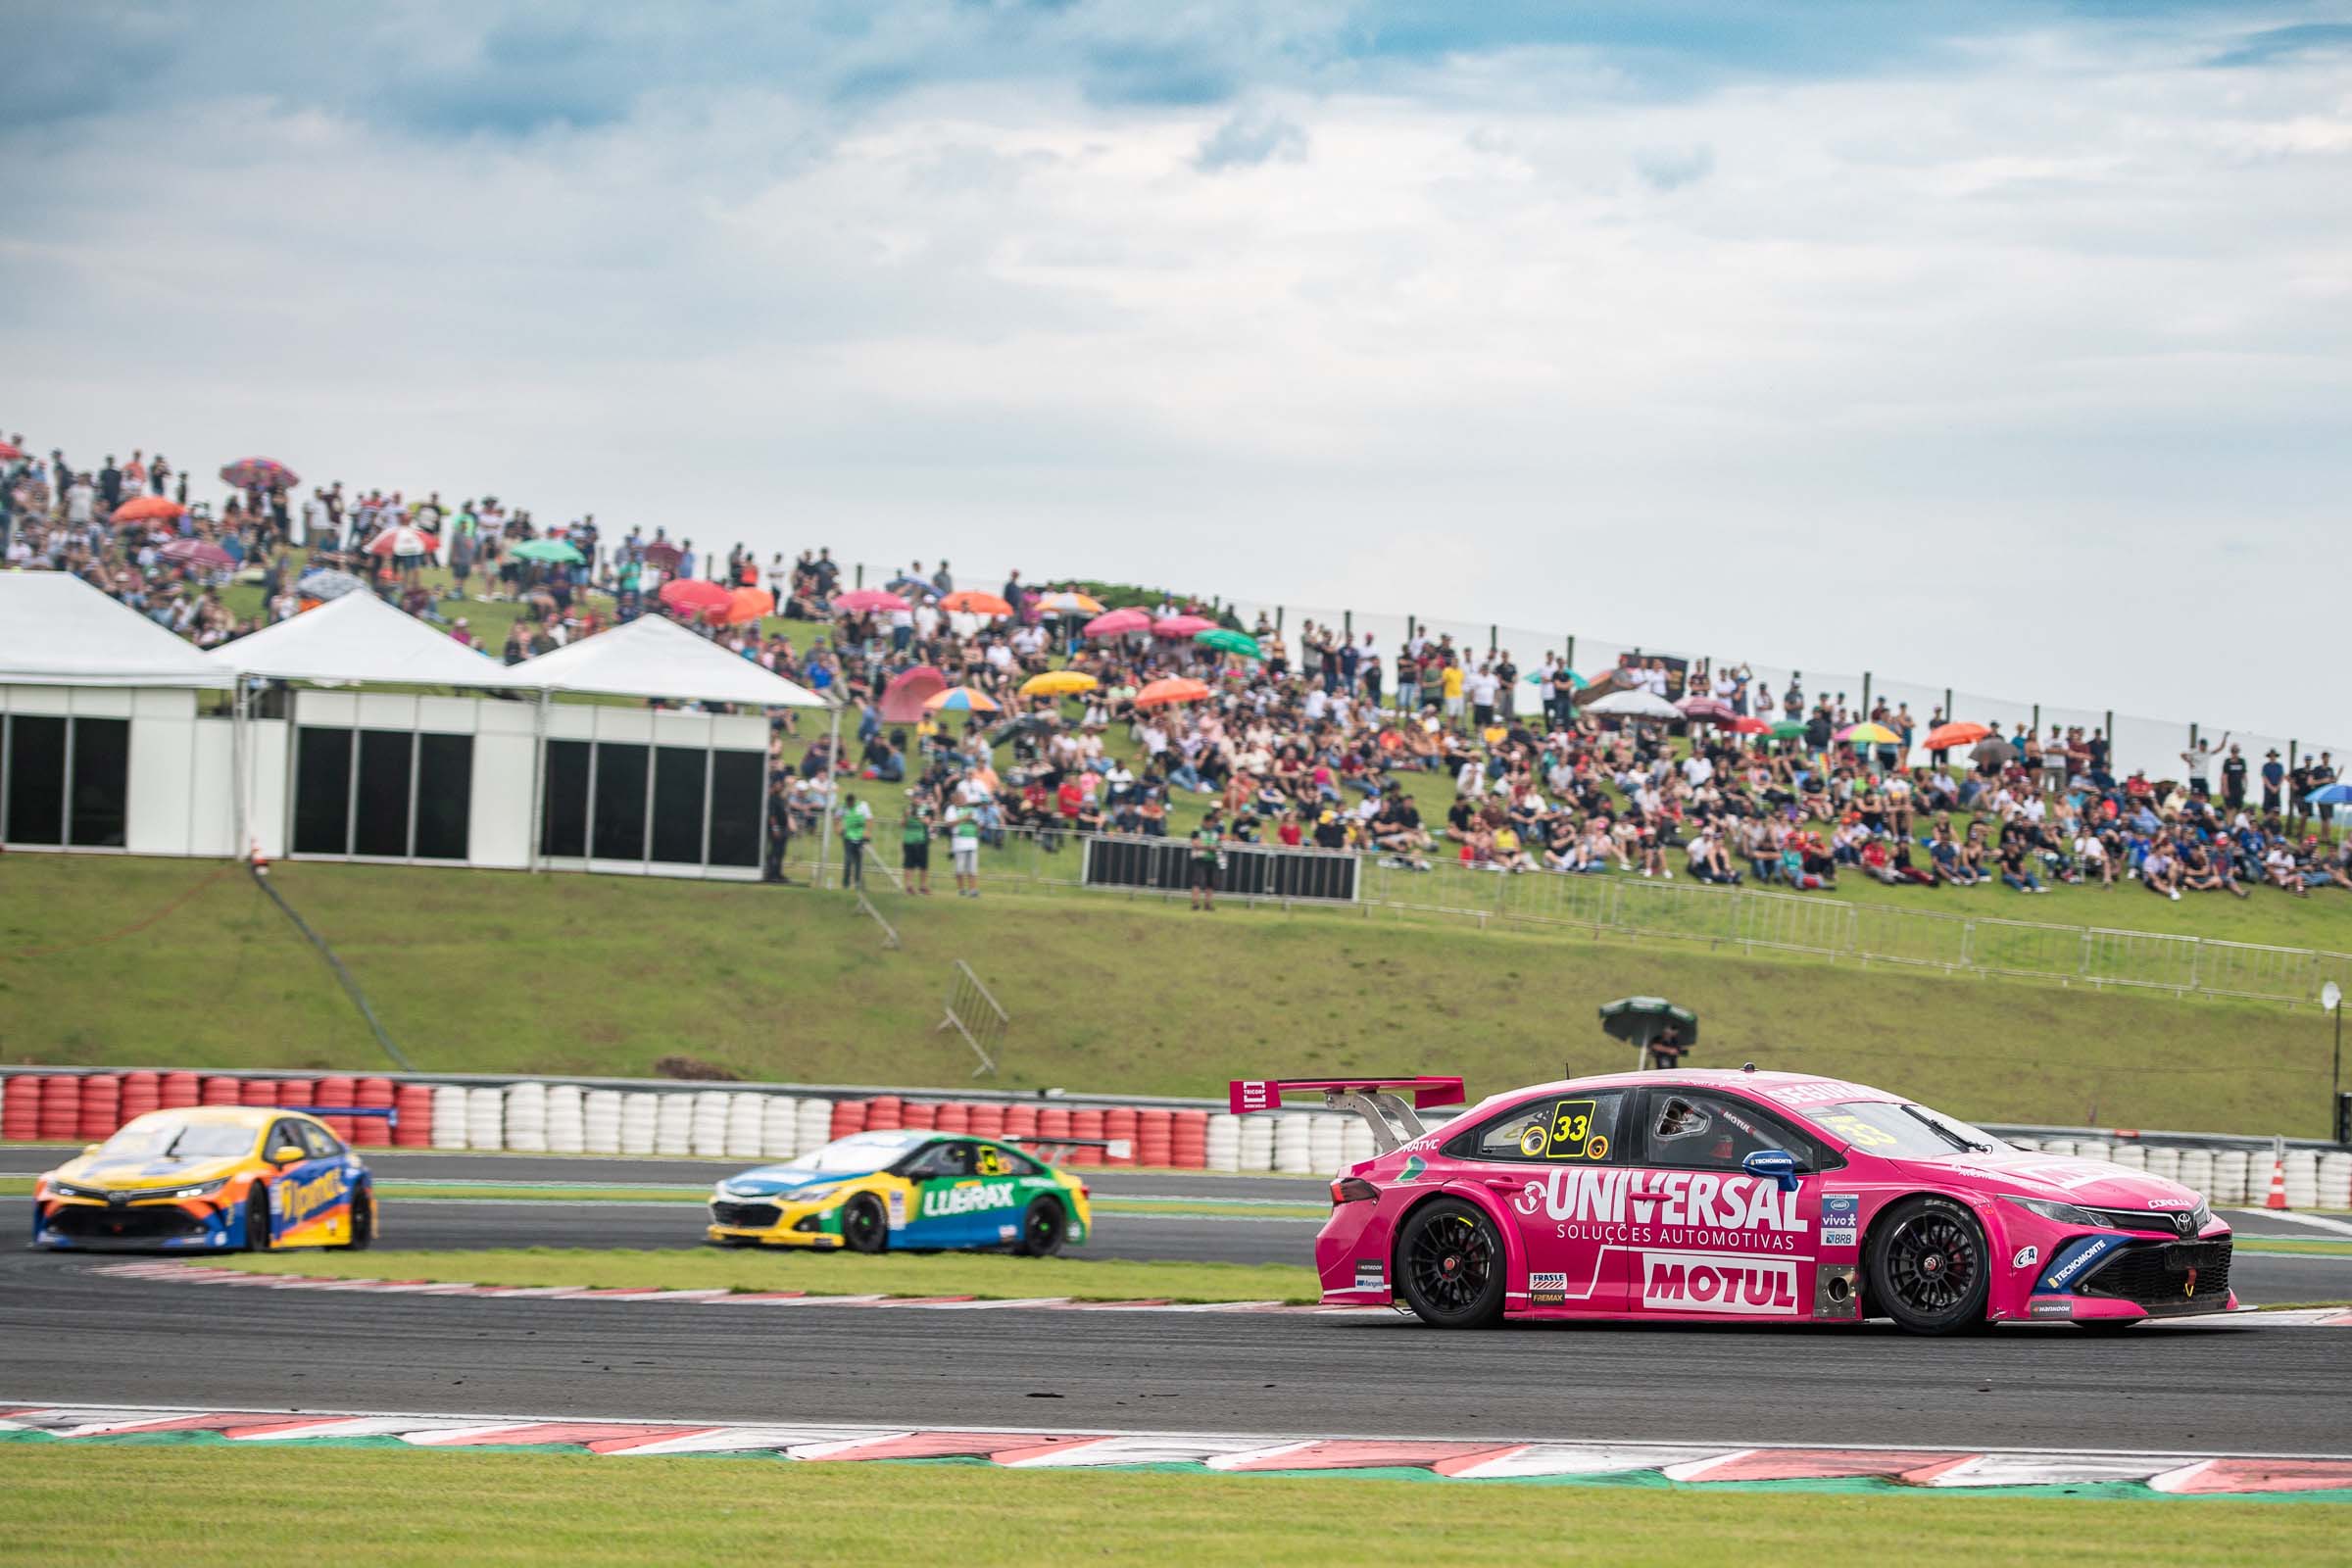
[5, 1066, 2344, 1188]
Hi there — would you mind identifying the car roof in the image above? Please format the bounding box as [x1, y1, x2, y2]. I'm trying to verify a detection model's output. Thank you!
[1457, 1069, 1899, 1115]
[121, 1106, 307, 1131]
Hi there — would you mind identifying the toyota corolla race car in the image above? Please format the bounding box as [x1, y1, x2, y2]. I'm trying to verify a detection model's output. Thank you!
[707, 1128, 1098, 1255]
[1232, 1068, 2232, 1334]
[30, 1105, 379, 1252]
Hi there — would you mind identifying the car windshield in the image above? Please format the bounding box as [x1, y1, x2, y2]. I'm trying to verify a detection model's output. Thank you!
[772, 1132, 924, 1177]
[94, 1120, 255, 1161]
[1809, 1101, 2008, 1159]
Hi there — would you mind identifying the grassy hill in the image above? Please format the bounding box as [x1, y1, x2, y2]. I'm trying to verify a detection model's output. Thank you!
[0, 856, 2337, 1137]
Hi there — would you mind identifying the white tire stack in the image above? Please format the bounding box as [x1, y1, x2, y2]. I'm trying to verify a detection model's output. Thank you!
[690, 1092, 729, 1158]
[1306, 1116, 1345, 1174]
[2039, 1139, 2075, 1158]
[2074, 1139, 2110, 1165]
[2211, 1149, 2250, 1205]
[1340, 1119, 1377, 1169]
[2147, 1145, 2182, 1181]
[796, 1098, 833, 1152]
[1238, 1116, 1275, 1172]
[583, 1091, 624, 1155]
[544, 1085, 585, 1154]
[465, 1087, 504, 1152]
[2179, 1147, 2215, 1200]
[430, 1085, 470, 1150]
[760, 1097, 800, 1159]
[503, 1082, 549, 1152]
[1204, 1113, 1242, 1172]
[619, 1093, 660, 1155]
[725, 1094, 765, 1159]
[2108, 1143, 2147, 1172]
[2317, 1152, 2352, 1208]
[1273, 1113, 1313, 1174]
[655, 1095, 693, 1157]
[2283, 1150, 2320, 1208]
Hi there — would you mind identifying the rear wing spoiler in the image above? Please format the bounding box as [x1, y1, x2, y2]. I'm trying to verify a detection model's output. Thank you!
[1004, 1135, 1132, 1163]
[308, 1106, 399, 1128]
[1226, 1077, 1464, 1155]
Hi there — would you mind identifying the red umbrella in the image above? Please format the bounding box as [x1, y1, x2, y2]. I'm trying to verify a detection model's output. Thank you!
[660, 578, 733, 616]
[1726, 715, 1773, 736]
[159, 538, 235, 569]
[834, 588, 909, 613]
[1676, 696, 1738, 723]
[642, 541, 683, 569]
[112, 495, 187, 523]
[0, 441, 24, 462]
[1134, 676, 1212, 709]
[366, 524, 439, 559]
[1925, 721, 1990, 750]
[220, 457, 298, 490]
[1084, 607, 1152, 638]
[1152, 613, 1216, 638]
[718, 586, 775, 625]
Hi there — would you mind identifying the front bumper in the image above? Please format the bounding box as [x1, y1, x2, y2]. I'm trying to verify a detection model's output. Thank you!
[706, 1195, 842, 1249]
[2021, 1227, 2234, 1320]
[33, 1197, 241, 1251]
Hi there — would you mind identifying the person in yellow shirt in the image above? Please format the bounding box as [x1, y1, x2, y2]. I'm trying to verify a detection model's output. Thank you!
[1441, 661, 1466, 727]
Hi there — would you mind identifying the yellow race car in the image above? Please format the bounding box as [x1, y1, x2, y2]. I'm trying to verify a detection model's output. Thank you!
[30, 1105, 379, 1252]
[708, 1129, 1095, 1254]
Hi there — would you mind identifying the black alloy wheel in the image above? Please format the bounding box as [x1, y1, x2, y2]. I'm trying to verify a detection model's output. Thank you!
[1396, 1199, 1504, 1328]
[245, 1185, 274, 1253]
[842, 1194, 890, 1253]
[1868, 1196, 1989, 1335]
[342, 1187, 374, 1250]
[1014, 1197, 1065, 1257]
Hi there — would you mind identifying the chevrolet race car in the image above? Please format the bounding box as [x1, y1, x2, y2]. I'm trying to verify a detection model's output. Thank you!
[30, 1105, 380, 1252]
[706, 1129, 1102, 1254]
[1232, 1068, 2233, 1334]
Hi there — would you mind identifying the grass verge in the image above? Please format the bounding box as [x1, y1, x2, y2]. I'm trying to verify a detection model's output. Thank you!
[216, 1247, 1322, 1302]
[0, 1446, 2346, 1568]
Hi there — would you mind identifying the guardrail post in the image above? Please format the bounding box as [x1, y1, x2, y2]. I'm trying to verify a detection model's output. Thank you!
[1344, 609, 1352, 637]
[1861, 671, 1872, 712]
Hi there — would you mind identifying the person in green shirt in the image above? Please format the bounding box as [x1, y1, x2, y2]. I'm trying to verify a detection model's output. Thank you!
[900, 791, 934, 896]
[947, 800, 983, 899]
[840, 792, 872, 890]
[1190, 808, 1223, 912]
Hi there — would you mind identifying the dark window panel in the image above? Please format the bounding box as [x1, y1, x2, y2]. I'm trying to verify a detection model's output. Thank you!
[540, 739, 590, 858]
[708, 751, 762, 866]
[352, 729, 415, 858]
[291, 727, 355, 856]
[592, 742, 649, 861]
[66, 717, 129, 847]
[414, 733, 474, 860]
[5, 715, 67, 845]
[650, 746, 707, 864]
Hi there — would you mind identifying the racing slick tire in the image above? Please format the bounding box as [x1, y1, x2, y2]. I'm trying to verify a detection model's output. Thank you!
[1395, 1198, 1505, 1329]
[843, 1194, 890, 1254]
[341, 1186, 374, 1250]
[1013, 1197, 1065, 1257]
[1866, 1195, 1990, 1336]
[244, 1185, 273, 1253]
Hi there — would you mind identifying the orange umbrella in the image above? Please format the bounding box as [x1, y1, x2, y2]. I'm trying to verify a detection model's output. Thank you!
[1924, 721, 1990, 750]
[720, 586, 775, 625]
[941, 589, 1012, 616]
[112, 495, 186, 523]
[1134, 676, 1212, 709]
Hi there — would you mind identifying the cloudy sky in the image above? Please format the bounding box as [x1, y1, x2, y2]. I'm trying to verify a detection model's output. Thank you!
[9, 2, 2348, 743]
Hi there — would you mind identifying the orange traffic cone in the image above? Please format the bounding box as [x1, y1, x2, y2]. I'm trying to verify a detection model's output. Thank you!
[2265, 1152, 2289, 1211]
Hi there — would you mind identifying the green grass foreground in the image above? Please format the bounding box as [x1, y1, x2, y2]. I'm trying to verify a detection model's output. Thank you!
[1, 857, 2343, 1135]
[0, 1446, 2346, 1568]
[220, 1247, 1323, 1302]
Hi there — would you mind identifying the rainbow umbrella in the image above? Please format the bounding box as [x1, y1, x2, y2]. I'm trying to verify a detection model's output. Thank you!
[1036, 591, 1105, 615]
[924, 687, 1002, 713]
[220, 457, 298, 490]
[1837, 722, 1901, 746]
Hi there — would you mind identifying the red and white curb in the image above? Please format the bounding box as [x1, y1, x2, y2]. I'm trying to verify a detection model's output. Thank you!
[82, 1260, 2352, 1325]
[5, 1401, 2351, 1495]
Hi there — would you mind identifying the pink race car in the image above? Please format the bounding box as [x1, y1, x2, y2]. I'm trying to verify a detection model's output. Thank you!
[1230, 1068, 2233, 1335]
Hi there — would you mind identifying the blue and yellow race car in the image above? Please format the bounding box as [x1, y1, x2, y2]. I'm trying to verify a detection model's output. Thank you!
[30, 1105, 378, 1252]
[707, 1129, 1096, 1254]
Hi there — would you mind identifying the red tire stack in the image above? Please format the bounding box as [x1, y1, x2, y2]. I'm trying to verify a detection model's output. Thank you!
[160, 1071, 200, 1110]
[239, 1078, 279, 1108]
[37, 1076, 82, 1143]
[393, 1084, 433, 1148]
[1135, 1108, 1174, 1168]
[2, 1076, 40, 1141]
[933, 1102, 970, 1135]
[352, 1078, 395, 1147]
[1036, 1105, 1071, 1156]
[201, 1076, 240, 1107]
[830, 1099, 868, 1140]
[966, 1102, 1005, 1140]
[277, 1079, 316, 1112]
[1102, 1107, 1138, 1167]
[1169, 1110, 1209, 1170]
[1003, 1102, 1038, 1141]
[121, 1072, 163, 1126]
[901, 1101, 937, 1132]
[314, 1076, 356, 1140]
[76, 1074, 122, 1142]
[1066, 1108, 1104, 1166]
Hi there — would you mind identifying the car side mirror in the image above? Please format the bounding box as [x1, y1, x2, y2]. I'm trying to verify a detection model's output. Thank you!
[1742, 1149, 1802, 1193]
[269, 1145, 306, 1166]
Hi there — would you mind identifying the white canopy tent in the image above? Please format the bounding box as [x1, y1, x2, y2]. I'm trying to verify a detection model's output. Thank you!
[511, 613, 824, 708]
[0, 571, 231, 688]
[204, 591, 526, 688]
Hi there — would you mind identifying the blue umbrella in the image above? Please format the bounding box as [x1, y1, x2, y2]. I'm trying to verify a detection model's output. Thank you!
[2307, 782, 2352, 807]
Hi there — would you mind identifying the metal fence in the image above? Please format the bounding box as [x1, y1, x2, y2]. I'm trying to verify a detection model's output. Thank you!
[788, 820, 2352, 1009]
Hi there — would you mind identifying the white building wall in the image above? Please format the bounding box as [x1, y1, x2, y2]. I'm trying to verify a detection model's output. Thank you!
[470, 700, 537, 869]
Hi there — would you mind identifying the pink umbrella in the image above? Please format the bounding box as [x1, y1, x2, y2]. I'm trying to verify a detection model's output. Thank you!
[1084, 607, 1151, 638]
[880, 664, 949, 723]
[159, 538, 235, 570]
[834, 588, 909, 614]
[660, 578, 733, 616]
[365, 524, 439, 559]
[1152, 613, 1215, 638]
[1676, 696, 1738, 724]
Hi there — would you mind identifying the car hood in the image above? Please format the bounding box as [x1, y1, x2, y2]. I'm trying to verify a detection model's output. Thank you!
[1907, 1150, 2205, 1212]
[50, 1153, 247, 1191]
[715, 1166, 865, 1198]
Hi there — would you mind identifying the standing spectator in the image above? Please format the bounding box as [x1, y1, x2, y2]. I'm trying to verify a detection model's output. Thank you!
[1189, 808, 1223, 911]
[838, 790, 871, 889]
[2261, 749, 2285, 814]
[2221, 743, 2247, 811]
[946, 795, 982, 898]
[763, 775, 794, 882]
[900, 791, 934, 895]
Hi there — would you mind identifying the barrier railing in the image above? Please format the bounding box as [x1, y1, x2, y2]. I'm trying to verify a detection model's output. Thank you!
[789, 819, 2352, 1008]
